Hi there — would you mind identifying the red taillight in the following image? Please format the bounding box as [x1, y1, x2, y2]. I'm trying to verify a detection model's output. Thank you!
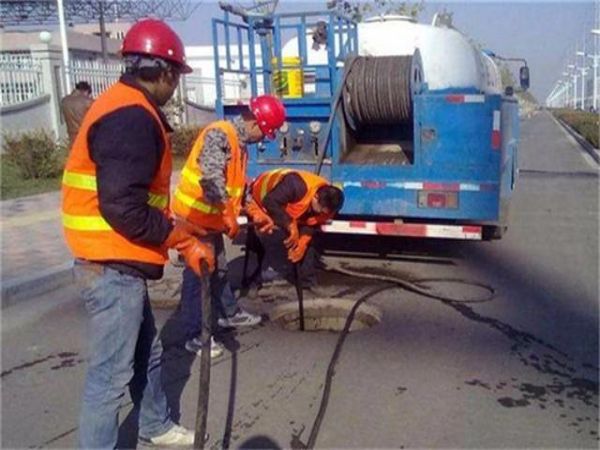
[418, 191, 458, 209]
[428, 192, 446, 208]
[492, 110, 501, 150]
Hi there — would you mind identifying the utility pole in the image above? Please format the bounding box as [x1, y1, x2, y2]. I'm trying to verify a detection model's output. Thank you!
[57, 0, 71, 93]
[99, 0, 108, 63]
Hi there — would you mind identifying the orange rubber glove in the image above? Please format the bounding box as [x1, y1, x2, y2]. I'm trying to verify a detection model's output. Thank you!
[173, 217, 208, 237]
[283, 220, 299, 249]
[164, 222, 215, 276]
[222, 202, 240, 239]
[288, 234, 312, 263]
[246, 200, 275, 234]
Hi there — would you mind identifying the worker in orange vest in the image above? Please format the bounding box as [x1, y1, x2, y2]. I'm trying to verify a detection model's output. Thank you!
[171, 95, 286, 358]
[245, 169, 344, 287]
[62, 19, 210, 448]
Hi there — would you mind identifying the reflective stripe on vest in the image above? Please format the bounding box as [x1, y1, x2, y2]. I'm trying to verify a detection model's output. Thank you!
[63, 170, 169, 209]
[173, 188, 221, 215]
[62, 213, 111, 231]
[180, 166, 243, 199]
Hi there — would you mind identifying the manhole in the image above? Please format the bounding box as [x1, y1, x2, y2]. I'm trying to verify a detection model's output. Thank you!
[270, 298, 382, 332]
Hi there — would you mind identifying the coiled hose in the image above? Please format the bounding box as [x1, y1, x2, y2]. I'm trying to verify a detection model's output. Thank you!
[342, 55, 416, 130]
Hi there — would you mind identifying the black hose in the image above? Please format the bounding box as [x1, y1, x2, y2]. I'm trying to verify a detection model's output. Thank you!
[327, 264, 496, 304]
[305, 284, 394, 449]
[194, 262, 212, 449]
[314, 55, 359, 175]
[302, 265, 495, 448]
[293, 263, 305, 331]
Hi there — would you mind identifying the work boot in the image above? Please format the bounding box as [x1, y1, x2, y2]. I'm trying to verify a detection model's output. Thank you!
[138, 424, 197, 447]
[184, 336, 224, 358]
[217, 308, 262, 328]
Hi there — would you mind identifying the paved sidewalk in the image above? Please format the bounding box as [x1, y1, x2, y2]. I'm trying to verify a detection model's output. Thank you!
[1, 191, 72, 306]
[0, 171, 184, 307]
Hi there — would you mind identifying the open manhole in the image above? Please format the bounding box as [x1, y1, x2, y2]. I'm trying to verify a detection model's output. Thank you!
[270, 298, 382, 332]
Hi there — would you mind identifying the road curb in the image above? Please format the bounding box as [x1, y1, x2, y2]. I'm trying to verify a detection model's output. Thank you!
[1, 262, 73, 309]
[554, 115, 600, 164]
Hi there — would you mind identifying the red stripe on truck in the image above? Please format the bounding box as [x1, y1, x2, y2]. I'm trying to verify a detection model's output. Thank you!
[422, 182, 460, 191]
[376, 223, 428, 237]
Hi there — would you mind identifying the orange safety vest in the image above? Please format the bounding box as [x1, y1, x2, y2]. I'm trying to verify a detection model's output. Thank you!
[61, 81, 172, 265]
[171, 121, 247, 231]
[251, 169, 334, 226]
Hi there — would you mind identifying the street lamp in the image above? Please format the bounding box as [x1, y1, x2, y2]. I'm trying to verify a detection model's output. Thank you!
[576, 51, 588, 109]
[592, 29, 600, 110]
[39, 30, 52, 44]
[567, 64, 578, 109]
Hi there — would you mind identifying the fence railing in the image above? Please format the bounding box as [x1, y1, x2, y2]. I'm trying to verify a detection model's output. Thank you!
[70, 59, 123, 97]
[0, 54, 44, 106]
[184, 75, 248, 108]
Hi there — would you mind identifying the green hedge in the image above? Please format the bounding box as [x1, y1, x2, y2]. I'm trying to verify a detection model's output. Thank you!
[553, 109, 599, 149]
[2, 130, 68, 179]
[0, 126, 203, 199]
[170, 125, 203, 157]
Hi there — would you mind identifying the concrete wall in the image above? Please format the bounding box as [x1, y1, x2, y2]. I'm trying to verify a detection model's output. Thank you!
[0, 95, 55, 150]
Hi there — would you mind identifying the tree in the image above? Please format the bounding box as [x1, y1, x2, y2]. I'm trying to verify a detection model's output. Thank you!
[326, 0, 425, 22]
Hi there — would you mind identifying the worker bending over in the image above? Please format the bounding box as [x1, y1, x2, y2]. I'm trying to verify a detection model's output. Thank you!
[245, 169, 344, 287]
[171, 95, 286, 358]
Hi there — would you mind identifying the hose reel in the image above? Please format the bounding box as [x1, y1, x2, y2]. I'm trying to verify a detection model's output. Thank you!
[342, 51, 424, 132]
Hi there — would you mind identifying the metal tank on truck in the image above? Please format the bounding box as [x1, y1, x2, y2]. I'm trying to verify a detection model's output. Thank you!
[211, 6, 530, 240]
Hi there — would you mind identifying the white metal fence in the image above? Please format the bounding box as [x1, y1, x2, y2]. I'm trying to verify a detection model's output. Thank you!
[70, 59, 123, 97]
[0, 54, 44, 106]
[185, 75, 249, 108]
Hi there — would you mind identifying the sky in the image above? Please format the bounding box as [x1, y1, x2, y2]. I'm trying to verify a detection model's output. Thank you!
[168, 1, 597, 101]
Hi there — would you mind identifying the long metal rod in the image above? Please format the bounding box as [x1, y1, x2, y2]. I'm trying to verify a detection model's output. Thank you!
[194, 263, 212, 449]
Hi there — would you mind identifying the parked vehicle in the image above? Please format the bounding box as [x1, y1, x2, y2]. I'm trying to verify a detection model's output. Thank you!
[211, 6, 529, 240]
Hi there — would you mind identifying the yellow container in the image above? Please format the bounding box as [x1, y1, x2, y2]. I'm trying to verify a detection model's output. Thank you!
[272, 56, 304, 98]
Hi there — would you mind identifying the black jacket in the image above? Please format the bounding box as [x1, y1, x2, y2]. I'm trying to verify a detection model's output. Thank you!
[87, 75, 174, 279]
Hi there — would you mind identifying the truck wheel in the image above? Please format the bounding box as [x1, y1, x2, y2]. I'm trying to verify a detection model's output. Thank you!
[482, 225, 507, 241]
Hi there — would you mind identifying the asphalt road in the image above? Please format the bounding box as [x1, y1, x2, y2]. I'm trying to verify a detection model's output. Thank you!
[1, 110, 598, 449]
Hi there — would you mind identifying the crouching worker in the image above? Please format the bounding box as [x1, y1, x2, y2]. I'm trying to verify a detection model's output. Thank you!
[62, 19, 213, 448]
[245, 169, 344, 288]
[171, 94, 286, 358]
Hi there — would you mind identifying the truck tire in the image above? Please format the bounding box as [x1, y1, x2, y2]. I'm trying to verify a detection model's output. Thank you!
[482, 225, 507, 241]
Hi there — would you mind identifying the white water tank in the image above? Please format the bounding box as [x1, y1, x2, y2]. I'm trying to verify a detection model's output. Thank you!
[281, 14, 501, 94]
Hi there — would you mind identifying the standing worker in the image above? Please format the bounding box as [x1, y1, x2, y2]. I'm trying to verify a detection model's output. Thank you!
[245, 169, 344, 286]
[62, 19, 212, 448]
[171, 95, 287, 357]
[61, 81, 93, 144]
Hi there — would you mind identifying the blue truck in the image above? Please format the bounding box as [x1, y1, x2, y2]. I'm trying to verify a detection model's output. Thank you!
[211, 6, 529, 240]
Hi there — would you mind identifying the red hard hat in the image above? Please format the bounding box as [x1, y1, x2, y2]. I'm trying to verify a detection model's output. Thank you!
[250, 95, 286, 139]
[122, 19, 192, 74]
